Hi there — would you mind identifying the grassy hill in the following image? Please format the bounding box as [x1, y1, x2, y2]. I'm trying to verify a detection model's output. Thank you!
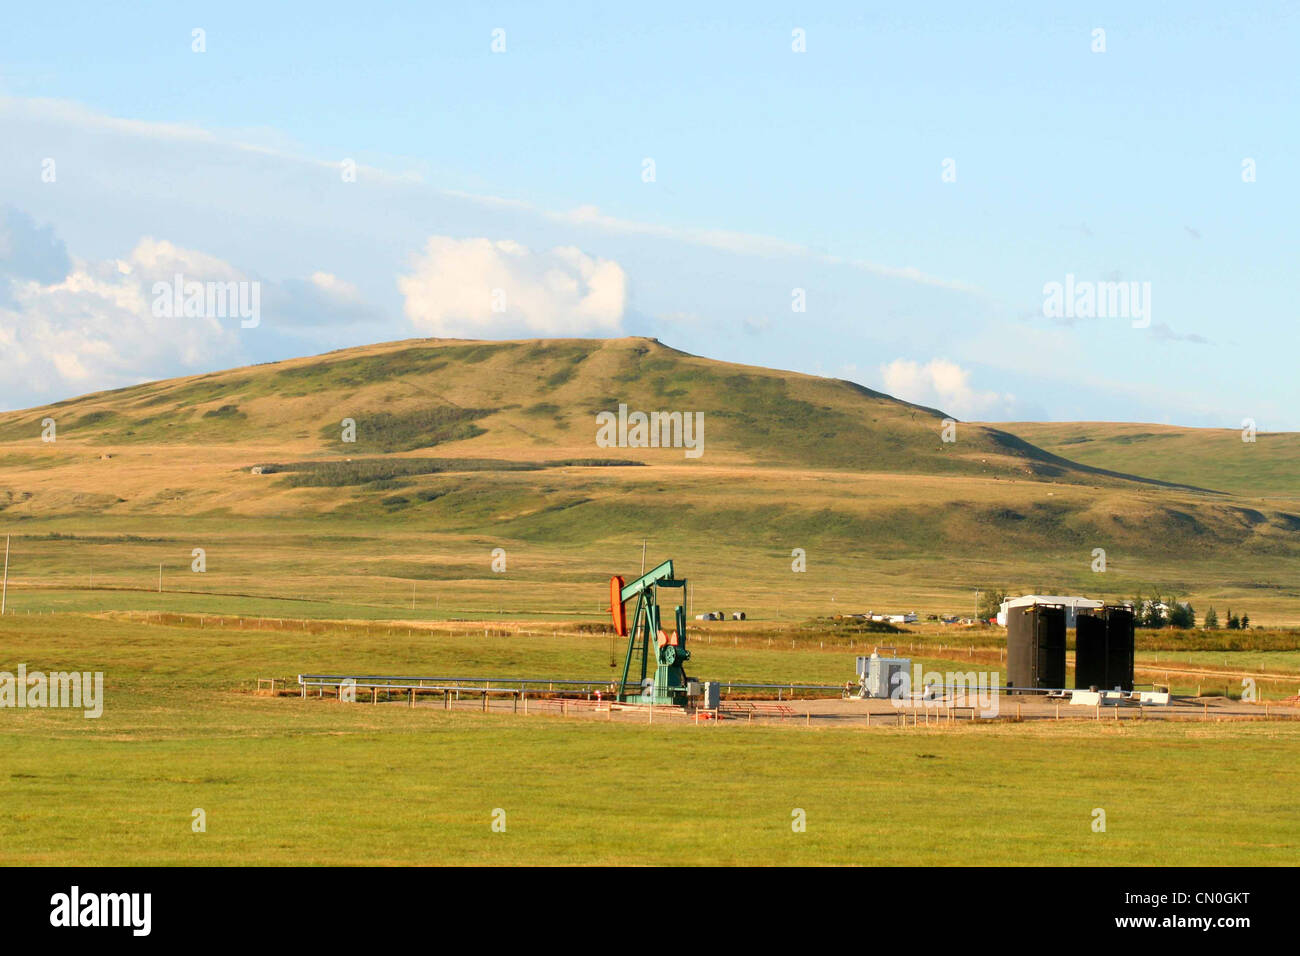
[2, 336, 1299, 624]
[0, 336, 1141, 480]
[997, 421, 1300, 499]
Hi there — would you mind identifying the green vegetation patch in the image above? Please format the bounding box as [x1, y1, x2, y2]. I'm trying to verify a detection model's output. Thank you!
[201, 404, 246, 420]
[133, 376, 253, 409]
[255, 457, 642, 487]
[320, 406, 496, 452]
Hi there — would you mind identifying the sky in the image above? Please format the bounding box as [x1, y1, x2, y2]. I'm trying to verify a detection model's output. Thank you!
[0, 1, 1296, 427]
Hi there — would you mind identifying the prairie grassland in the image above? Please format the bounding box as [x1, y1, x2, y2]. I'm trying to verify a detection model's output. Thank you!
[1, 499, 1298, 626]
[2, 338, 1298, 866]
[7, 717, 1299, 866]
[2, 337, 1298, 624]
[2, 612, 1299, 866]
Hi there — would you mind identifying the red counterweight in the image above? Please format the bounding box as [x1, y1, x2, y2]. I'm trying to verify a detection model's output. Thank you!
[609, 575, 628, 636]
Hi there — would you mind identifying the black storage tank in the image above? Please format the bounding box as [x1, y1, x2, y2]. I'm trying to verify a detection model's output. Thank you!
[1006, 603, 1066, 693]
[1075, 606, 1134, 691]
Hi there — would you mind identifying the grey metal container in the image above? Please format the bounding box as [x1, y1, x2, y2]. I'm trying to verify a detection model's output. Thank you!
[700, 681, 720, 710]
[857, 653, 910, 698]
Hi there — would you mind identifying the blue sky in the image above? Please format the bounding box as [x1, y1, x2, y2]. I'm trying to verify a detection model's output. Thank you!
[1, 1, 1295, 427]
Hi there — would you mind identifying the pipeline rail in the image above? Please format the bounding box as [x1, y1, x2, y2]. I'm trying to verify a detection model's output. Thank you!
[711, 681, 849, 700]
[298, 673, 616, 693]
[296, 674, 621, 709]
[297, 674, 1173, 702]
[715, 681, 846, 691]
[297, 674, 850, 698]
[298, 675, 854, 706]
[296, 673, 623, 712]
[287, 673, 1294, 723]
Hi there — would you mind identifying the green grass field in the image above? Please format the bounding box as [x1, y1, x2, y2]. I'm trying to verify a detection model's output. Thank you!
[2, 612, 1298, 866]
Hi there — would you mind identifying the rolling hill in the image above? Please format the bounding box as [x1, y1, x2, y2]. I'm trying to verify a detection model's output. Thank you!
[0, 337, 1143, 480]
[997, 421, 1300, 499]
[1, 336, 1298, 623]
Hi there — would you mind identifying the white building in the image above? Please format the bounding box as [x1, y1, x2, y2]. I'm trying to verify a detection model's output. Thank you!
[869, 612, 918, 624]
[997, 595, 1103, 628]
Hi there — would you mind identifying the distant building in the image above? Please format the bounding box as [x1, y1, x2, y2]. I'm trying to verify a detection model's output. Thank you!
[869, 612, 918, 624]
[997, 595, 1103, 628]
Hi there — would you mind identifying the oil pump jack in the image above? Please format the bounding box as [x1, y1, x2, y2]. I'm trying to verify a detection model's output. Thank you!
[608, 559, 691, 705]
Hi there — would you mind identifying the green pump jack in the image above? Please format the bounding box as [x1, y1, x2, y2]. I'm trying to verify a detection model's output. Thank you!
[608, 559, 691, 706]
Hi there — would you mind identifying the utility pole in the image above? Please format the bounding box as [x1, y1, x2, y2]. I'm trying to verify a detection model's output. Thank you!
[2, 534, 9, 615]
[641, 539, 646, 574]
[158, 563, 163, 593]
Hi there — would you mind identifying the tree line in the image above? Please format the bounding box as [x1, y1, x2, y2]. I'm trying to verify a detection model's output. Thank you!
[975, 588, 1249, 629]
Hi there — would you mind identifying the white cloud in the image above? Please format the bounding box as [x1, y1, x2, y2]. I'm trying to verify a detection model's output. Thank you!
[0, 201, 391, 408]
[879, 358, 1016, 420]
[0, 237, 248, 407]
[309, 271, 360, 299]
[445, 193, 978, 293]
[398, 236, 627, 337]
[128, 237, 246, 283]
